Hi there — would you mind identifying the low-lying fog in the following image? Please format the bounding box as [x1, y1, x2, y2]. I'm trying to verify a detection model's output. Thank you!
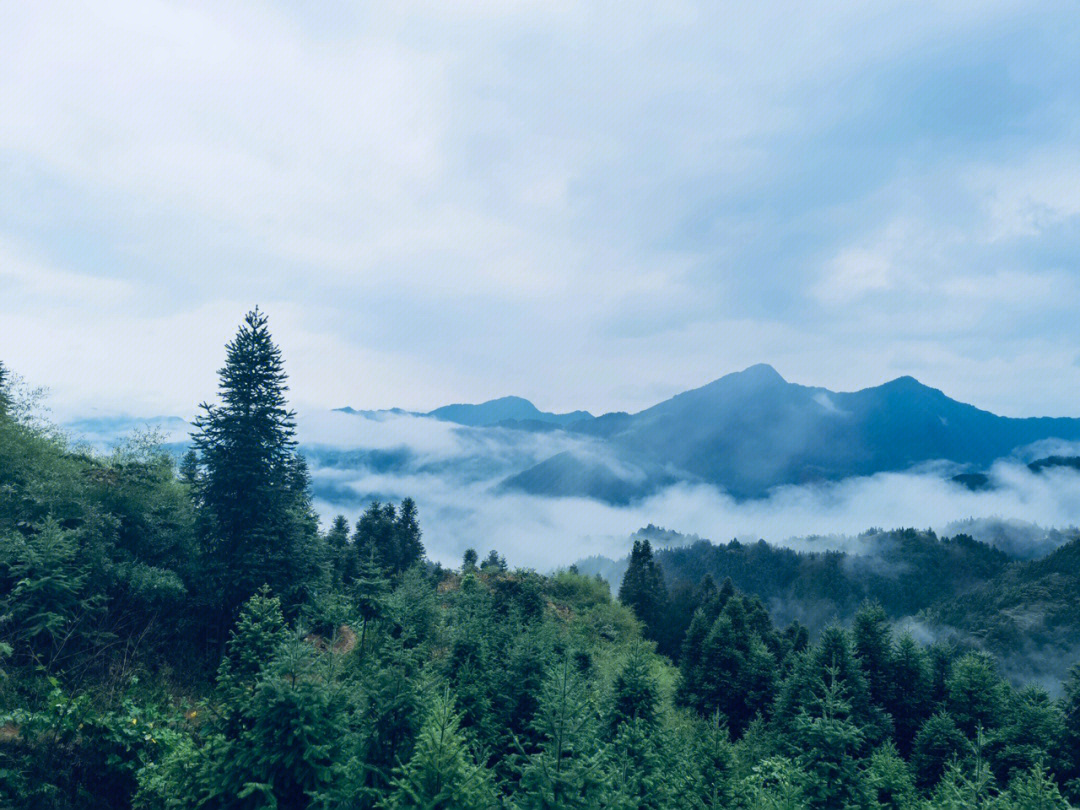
[74, 409, 1080, 568]
[283, 411, 1080, 568]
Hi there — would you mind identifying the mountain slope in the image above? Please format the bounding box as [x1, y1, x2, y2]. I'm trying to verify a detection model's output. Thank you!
[427, 396, 594, 428]
[506, 365, 1080, 500]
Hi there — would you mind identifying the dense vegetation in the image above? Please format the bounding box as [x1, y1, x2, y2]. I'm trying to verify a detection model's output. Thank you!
[582, 524, 1080, 687]
[3, 313, 1080, 808]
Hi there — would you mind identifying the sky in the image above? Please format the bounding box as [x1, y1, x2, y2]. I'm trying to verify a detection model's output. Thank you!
[3, 1, 1080, 421]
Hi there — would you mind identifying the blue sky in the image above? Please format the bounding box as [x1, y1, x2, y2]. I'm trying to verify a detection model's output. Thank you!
[2, 1, 1080, 419]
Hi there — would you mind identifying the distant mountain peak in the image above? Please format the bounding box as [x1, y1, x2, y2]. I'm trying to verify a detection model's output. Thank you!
[427, 397, 593, 429]
[736, 363, 786, 383]
[692, 363, 788, 396]
[873, 375, 951, 402]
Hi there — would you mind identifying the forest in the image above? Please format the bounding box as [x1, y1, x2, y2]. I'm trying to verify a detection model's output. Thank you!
[3, 310, 1080, 809]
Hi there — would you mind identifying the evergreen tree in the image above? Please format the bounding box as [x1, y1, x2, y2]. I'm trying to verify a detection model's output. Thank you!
[852, 602, 894, 710]
[389, 690, 494, 809]
[792, 664, 871, 810]
[0, 360, 10, 416]
[1, 518, 90, 669]
[480, 549, 507, 574]
[1060, 663, 1080, 798]
[670, 713, 735, 809]
[604, 718, 670, 809]
[775, 627, 881, 748]
[177, 448, 201, 499]
[191, 309, 316, 636]
[999, 764, 1070, 810]
[910, 711, 967, 792]
[517, 650, 606, 808]
[987, 684, 1064, 786]
[325, 514, 351, 587]
[676, 607, 714, 711]
[354, 501, 399, 576]
[462, 548, 479, 572]
[215, 586, 289, 727]
[351, 547, 390, 658]
[864, 742, 917, 810]
[931, 730, 996, 809]
[946, 652, 1006, 737]
[886, 634, 932, 757]
[609, 645, 658, 734]
[394, 497, 426, 574]
[618, 539, 668, 643]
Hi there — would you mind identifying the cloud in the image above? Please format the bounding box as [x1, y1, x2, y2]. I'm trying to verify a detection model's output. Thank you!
[0, 237, 132, 305]
[3, 1, 1080, 420]
[298, 412, 1080, 569]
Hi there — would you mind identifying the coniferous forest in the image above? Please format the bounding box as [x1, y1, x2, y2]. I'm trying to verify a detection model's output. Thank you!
[5, 311, 1080, 810]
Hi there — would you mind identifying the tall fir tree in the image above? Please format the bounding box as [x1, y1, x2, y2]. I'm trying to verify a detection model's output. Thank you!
[389, 690, 494, 810]
[325, 514, 351, 588]
[518, 650, 607, 808]
[191, 308, 318, 639]
[394, 497, 425, 573]
[617, 539, 667, 642]
[0, 360, 9, 416]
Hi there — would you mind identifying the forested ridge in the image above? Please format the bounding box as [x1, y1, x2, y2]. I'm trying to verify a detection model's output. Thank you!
[3, 312, 1080, 808]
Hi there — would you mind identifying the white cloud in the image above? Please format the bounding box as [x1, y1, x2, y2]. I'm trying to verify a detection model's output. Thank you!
[0, 238, 132, 305]
[1, 0, 1079, 420]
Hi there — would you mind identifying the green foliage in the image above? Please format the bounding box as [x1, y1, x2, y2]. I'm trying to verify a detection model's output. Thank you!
[791, 664, 870, 810]
[608, 644, 659, 733]
[618, 539, 667, 642]
[388, 690, 494, 809]
[6, 332, 1080, 809]
[864, 742, 918, 810]
[192, 308, 322, 634]
[516, 650, 606, 808]
[911, 712, 968, 792]
[946, 652, 1007, 737]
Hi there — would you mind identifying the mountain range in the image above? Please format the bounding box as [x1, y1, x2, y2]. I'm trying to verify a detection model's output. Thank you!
[486, 364, 1080, 501]
[67, 364, 1080, 505]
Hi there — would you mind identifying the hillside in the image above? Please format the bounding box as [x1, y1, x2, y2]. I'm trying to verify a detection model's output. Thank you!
[581, 524, 1080, 689]
[505, 364, 1080, 500]
[926, 537, 1080, 684]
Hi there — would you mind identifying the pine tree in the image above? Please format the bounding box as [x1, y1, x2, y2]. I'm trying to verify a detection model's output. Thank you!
[1060, 663, 1080, 799]
[671, 713, 735, 809]
[775, 627, 881, 748]
[931, 729, 996, 809]
[215, 586, 289, 723]
[886, 634, 931, 757]
[947, 652, 1006, 737]
[604, 718, 670, 809]
[864, 742, 917, 810]
[394, 497, 425, 574]
[389, 690, 494, 809]
[986, 684, 1064, 787]
[462, 548, 478, 572]
[0, 360, 10, 416]
[480, 550, 507, 574]
[910, 711, 967, 792]
[351, 547, 390, 659]
[609, 645, 658, 734]
[325, 514, 351, 587]
[517, 650, 606, 808]
[999, 764, 1069, 810]
[192, 309, 315, 636]
[676, 607, 713, 712]
[618, 540, 667, 642]
[354, 501, 397, 575]
[792, 664, 871, 810]
[177, 448, 200, 489]
[852, 602, 894, 710]
[2, 518, 89, 667]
